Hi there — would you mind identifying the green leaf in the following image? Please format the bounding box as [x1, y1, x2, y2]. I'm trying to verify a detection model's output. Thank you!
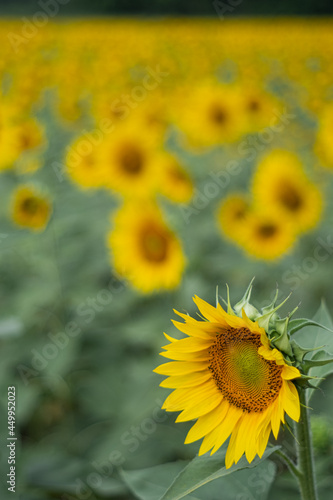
[289, 318, 333, 336]
[293, 301, 333, 397]
[302, 350, 333, 373]
[120, 461, 191, 500]
[159, 446, 279, 500]
[121, 451, 278, 500]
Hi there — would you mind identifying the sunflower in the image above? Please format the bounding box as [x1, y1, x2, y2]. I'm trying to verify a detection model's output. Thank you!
[11, 185, 52, 232]
[65, 136, 106, 190]
[0, 119, 45, 171]
[238, 87, 280, 134]
[252, 150, 323, 233]
[154, 290, 300, 468]
[100, 122, 161, 198]
[241, 211, 296, 260]
[216, 193, 250, 245]
[174, 82, 244, 149]
[314, 103, 333, 169]
[157, 153, 193, 203]
[108, 202, 185, 293]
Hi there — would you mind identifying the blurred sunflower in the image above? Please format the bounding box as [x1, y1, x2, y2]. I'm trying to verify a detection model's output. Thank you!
[100, 123, 161, 198]
[216, 193, 250, 245]
[135, 93, 170, 142]
[239, 87, 280, 134]
[157, 153, 193, 203]
[155, 294, 300, 468]
[314, 103, 333, 169]
[108, 202, 185, 293]
[0, 119, 45, 170]
[175, 82, 244, 149]
[65, 137, 105, 190]
[11, 185, 52, 232]
[242, 211, 296, 260]
[252, 150, 323, 233]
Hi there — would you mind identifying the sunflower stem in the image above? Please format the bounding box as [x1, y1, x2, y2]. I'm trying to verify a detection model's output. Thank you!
[294, 388, 318, 500]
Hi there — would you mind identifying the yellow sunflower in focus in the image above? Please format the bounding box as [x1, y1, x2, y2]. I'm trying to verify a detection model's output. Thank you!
[216, 193, 250, 245]
[11, 185, 52, 232]
[155, 293, 300, 468]
[252, 150, 323, 233]
[100, 123, 160, 198]
[65, 137, 105, 190]
[242, 211, 296, 260]
[108, 202, 185, 293]
[175, 82, 244, 149]
[157, 153, 193, 203]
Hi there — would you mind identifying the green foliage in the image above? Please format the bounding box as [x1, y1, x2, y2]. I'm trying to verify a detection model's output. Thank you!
[121, 448, 278, 500]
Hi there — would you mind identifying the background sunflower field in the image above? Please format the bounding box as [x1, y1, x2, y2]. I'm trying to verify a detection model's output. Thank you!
[1, 1, 333, 499]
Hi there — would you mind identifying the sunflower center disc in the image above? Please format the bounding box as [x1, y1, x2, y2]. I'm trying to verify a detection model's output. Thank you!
[209, 327, 283, 413]
[22, 197, 39, 215]
[278, 182, 303, 211]
[257, 223, 278, 239]
[118, 144, 144, 174]
[209, 103, 227, 125]
[140, 224, 169, 262]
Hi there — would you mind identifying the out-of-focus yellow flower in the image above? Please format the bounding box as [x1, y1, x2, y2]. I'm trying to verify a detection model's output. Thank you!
[157, 153, 193, 203]
[11, 185, 52, 232]
[174, 82, 244, 149]
[242, 211, 296, 260]
[108, 202, 185, 293]
[315, 103, 333, 169]
[238, 87, 281, 134]
[99, 122, 161, 198]
[65, 137, 105, 190]
[252, 150, 323, 233]
[216, 193, 250, 245]
[0, 118, 45, 171]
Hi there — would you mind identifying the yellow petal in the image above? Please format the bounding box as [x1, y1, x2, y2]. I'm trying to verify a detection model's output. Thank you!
[281, 381, 300, 422]
[234, 413, 258, 463]
[282, 365, 300, 380]
[159, 349, 211, 361]
[160, 370, 212, 389]
[200, 405, 242, 456]
[163, 336, 213, 353]
[163, 332, 178, 343]
[176, 387, 223, 422]
[192, 295, 227, 324]
[162, 380, 218, 412]
[270, 399, 281, 439]
[256, 421, 271, 458]
[172, 318, 217, 339]
[184, 400, 229, 443]
[154, 361, 208, 376]
[225, 420, 242, 468]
